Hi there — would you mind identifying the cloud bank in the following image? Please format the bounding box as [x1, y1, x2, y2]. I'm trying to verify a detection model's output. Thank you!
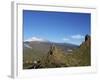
[63, 38, 70, 41]
[71, 34, 84, 39]
[25, 37, 48, 42]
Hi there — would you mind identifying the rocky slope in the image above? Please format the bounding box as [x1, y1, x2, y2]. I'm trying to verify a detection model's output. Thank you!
[43, 35, 91, 68]
[23, 35, 91, 69]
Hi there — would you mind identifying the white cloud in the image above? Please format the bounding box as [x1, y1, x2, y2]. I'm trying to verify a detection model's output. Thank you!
[24, 44, 32, 49]
[25, 37, 48, 42]
[71, 34, 84, 39]
[63, 38, 70, 41]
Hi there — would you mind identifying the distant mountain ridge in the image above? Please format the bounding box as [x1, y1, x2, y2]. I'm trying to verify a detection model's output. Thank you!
[24, 40, 78, 54]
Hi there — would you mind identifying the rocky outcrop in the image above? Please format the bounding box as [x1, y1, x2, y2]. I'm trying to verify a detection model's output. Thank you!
[45, 44, 67, 67]
[45, 35, 91, 67]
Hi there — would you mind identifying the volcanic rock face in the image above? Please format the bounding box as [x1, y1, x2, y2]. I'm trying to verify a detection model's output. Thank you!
[85, 34, 91, 47]
[85, 34, 90, 42]
[45, 44, 67, 67]
[72, 35, 91, 66]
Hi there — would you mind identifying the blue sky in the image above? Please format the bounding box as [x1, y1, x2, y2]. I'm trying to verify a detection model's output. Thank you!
[23, 10, 91, 45]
